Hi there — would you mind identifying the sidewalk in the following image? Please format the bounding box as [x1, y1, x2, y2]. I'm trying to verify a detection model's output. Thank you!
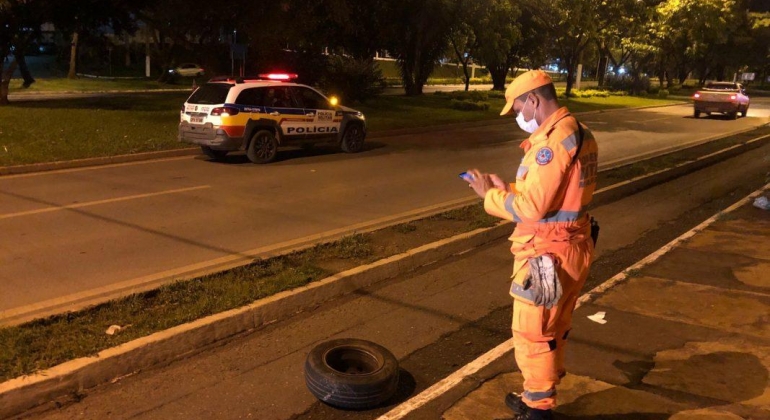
[441, 195, 770, 419]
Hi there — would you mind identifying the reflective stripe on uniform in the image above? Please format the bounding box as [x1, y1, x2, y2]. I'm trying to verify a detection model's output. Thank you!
[517, 165, 529, 179]
[505, 194, 521, 222]
[524, 388, 556, 401]
[560, 132, 578, 153]
[539, 210, 583, 223]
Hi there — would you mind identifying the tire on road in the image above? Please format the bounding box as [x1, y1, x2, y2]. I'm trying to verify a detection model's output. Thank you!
[247, 129, 278, 163]
[693, 109, 700, 118]
[340, 123, 365, 153]
[729, 110, 738, 120]
[741, 106, 748, 118]
[304, 338, 399, 410]
[201, 146, 228, 160]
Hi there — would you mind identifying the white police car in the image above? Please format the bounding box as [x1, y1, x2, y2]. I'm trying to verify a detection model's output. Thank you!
[178, 74, 367, 163]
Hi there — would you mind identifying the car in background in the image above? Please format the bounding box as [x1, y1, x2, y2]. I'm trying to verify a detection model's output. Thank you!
[178, 73, 367, 163]
[692, 82, 750, 119]
[169, 63, 205, 77]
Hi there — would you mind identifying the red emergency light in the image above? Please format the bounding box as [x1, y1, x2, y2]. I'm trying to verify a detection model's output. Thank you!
[259, 73, 298, 81]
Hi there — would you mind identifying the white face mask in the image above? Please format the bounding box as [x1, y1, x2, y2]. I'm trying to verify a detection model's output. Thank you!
[516, 98, 539, 134]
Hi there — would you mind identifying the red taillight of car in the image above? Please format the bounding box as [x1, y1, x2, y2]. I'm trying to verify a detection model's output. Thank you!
[693, 93, 701, 99]
[730, 95, 737, 101]
[210, 106, 240, 117]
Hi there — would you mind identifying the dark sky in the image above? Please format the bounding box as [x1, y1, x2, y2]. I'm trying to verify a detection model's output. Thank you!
[750, 0, 770, 12]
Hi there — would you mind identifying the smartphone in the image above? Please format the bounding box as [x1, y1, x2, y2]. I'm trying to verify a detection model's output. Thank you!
[459, 171, 475, 182]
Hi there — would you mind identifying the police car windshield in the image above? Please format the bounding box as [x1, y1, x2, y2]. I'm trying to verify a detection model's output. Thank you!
[188, 83, 233, 104]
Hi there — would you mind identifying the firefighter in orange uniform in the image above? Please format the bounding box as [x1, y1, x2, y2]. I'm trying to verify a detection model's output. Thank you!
[465, 70, 599, 420]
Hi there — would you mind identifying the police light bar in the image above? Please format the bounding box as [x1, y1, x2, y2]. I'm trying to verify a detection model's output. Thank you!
[259, 73, 298, 81]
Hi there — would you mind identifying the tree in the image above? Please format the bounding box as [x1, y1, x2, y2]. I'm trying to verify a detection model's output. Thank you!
[46, 0, 137, 79]
[655, 0, 753, 85]
[381, 0, 452, 95]
[446, 0, 485, 91]
[527, 0, 606, 96]
[474, 0, 522, 91]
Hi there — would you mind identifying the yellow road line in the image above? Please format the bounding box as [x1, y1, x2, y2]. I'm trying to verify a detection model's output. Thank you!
[0, 185, 211, 220]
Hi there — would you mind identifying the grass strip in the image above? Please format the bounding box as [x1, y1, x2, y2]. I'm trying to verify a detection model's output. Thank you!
[0, 90, 680, 166]
[0, 204, 497, 382]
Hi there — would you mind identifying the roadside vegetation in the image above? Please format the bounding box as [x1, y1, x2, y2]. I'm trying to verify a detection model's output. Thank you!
[0, 89, 680, 166]
[2, 124, 767, 383]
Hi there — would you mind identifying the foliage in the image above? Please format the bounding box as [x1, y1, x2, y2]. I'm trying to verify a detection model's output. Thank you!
[658, 89, 669, 98]
[605, 74, 651, 94]
[381, 0, 453, 95]
[319, 56, 386, 103]
[474, 0, 522, 90]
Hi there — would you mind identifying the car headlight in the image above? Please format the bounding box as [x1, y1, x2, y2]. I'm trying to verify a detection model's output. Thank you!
[168, 69, 175, 74]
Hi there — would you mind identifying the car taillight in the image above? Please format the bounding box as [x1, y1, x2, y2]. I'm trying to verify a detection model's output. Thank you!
[693, 93, 700, 99]
[730, 95, 737, 101]
[211, 106, 240, 116]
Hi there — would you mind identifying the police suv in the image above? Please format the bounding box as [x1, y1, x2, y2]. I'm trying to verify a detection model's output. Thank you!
[178, 74, 367, 163]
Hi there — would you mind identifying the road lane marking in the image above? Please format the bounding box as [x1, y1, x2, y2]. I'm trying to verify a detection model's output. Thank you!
[0, 155, 195, 180]
[628, 115, 681, 123]
[0, 195, 480, 325]
[376, 183, 770, 420]
[0, 185, 210, 220]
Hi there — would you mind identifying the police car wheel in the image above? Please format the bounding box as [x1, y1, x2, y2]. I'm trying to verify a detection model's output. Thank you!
[341, 124, 365, 153]
[200, 146, 228, 160]
[304, 338, 399, 410]
[247, 130, 278, 164]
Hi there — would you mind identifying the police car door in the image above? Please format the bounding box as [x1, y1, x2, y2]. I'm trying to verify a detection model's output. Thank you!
[293, 86, 341, 141]
[264, 86, 306, 141]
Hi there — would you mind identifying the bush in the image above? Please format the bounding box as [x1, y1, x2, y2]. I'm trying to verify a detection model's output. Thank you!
[319, 56, 386, 103]
[668, 84, 682, 93]
[648, 85, 660, 94]
[435, 90, 489, 101]
[604, 74, 651, 95]
[658, 89, 669, 98]
[449, 99, 490, 111]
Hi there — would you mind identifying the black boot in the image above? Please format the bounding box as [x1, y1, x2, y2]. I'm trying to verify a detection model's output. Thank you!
[504, 393, 554, 419]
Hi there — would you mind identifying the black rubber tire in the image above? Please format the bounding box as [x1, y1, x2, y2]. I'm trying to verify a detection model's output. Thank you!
[200, 146, 228, 160]
[729, 111, 738, 120]
[741, 106, 748, 117]
[340, 124, 365, 153]
[247, 130, 278, 163]
[304, 338, 399, 410]
[693, 109, 700, 118]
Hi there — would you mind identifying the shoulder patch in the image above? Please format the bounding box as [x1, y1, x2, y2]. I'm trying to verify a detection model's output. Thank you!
[535, 147, 554, 165]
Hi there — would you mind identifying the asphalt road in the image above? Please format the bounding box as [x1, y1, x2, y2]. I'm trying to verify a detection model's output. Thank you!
[23, 127, 770, 420]
[1, 100, 769, 324]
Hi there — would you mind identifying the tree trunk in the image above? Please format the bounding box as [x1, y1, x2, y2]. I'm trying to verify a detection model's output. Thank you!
[487, 63, 508, 91]
[14, 52, 35, 88]
[597, 55, 608, 87]
[462, 61, 470, 92]
[1, 58, 19, 105]
[564, 58, 576, 97]
[68, 31, 79, 79]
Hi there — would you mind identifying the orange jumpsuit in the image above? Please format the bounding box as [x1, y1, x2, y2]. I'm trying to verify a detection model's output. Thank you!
[484, 107, 598, 410]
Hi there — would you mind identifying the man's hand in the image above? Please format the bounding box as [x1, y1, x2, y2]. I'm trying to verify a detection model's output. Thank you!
[487, 174, 511, 192]
[465, 169, 494, 199]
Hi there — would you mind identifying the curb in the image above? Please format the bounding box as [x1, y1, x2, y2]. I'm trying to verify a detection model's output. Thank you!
[0, 223, 511, 419]
[0, 148, 200, 177]
[376, 183, 770, 420]
[1, 101, 689, 177]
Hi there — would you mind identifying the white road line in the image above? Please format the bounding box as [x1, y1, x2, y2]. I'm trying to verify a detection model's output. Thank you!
[595, 133, 770, 195]
[0, 185, 211, 220]
[376, 184, 769, 420]
[0, 195, 480, 325]
[628, 115, 681, 123]
[0, 155, 194, 180]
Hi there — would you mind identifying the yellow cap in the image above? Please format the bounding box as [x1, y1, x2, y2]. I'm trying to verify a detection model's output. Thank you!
[500, 70, 553, 116]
